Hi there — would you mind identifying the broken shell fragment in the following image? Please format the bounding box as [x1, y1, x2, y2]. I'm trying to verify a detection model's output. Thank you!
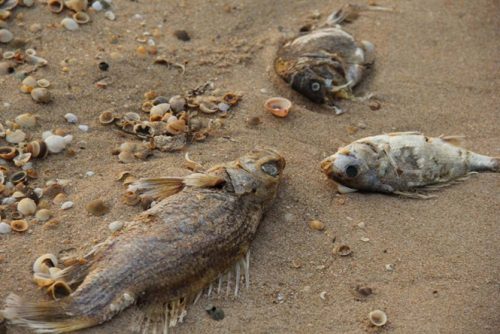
[6, 129, 26, 144]
[15, 113, 37, 128]
[368, 310, 387, 327]
[99, 109, 115, 124]
[33, 253, 58, 274]
[264, 97, 292, 118]
[48, 280, 72, 300]
[72, 11, 89, 24]
[13, 152, 32, 166]
[85, 199, 109, 216]
[44, 135, 66, 153]
[33, 273, 54, 288]
[48, 0, 64, 13]
[31, 87, 51, 103]
[123, 112, 141, 122]
[199, 101, 218, 114]
[118, 150, 135, 164]
[166, 119, 186, 135]
[223, 92, 241, 106]
[10, 219, 28, 232]
[141, 101, 153, 113]
[0, 146, 16, 160]
[336, 245, 352, 256]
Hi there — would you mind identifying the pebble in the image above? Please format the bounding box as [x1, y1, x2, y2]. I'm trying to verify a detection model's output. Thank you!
[360, 237, 370, 242]
[78, 124, 89, 132]
[61, 201, 74, 210]
[108, 221, 123, 232]
[0, 222, 11, 234]
[61, 18, 79, 31]
[173, 30, 190, 41]
[385, 264, 395, 272]
[217, 102, 230, 112]
[64, 113, 78, 123]
[85, 171, 95, 177]
[85, 199, 109, 216]
[308, 219, 325, 231]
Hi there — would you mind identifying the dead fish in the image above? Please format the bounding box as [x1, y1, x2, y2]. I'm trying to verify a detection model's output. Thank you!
[274, 4, 392, 112]
[320, 132, 499, 198]
[1, 148, 286, 333]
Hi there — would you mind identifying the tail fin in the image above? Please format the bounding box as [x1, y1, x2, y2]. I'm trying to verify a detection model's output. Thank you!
[2, 294, 97, 334]
[492, 158, 500, 172]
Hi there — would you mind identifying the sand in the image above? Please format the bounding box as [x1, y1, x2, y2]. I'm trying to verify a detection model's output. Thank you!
[0, 0, 499, 333]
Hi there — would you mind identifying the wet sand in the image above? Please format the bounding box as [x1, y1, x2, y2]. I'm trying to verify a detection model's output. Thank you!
[0, 0, 499, 333]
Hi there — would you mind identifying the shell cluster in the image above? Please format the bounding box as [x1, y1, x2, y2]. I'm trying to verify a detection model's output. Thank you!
[19, 72, 52, 103]
[101, 85, 241, 163]
[32, 253, 72, 300]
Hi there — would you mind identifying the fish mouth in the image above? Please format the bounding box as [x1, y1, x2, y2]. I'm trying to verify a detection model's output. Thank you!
[320, 158, 334, 177]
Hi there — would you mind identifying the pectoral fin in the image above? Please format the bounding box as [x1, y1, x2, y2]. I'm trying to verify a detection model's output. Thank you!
[337, 184, 358, 193]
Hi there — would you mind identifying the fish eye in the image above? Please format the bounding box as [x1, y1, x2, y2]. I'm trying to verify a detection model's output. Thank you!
[261, 161, 280, 177]
[311, 81, 321, 92]
[345, 165, 358, 178]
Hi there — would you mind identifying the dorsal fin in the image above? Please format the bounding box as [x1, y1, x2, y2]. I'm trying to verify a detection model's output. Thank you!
[439, 135, 465, 147]
[130, 174, 225, 201]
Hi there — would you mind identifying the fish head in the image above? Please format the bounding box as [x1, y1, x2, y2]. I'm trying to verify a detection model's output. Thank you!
[320, 143, 379, 191]
[228, 148, 286, 204]
[289, 67, 330, 104]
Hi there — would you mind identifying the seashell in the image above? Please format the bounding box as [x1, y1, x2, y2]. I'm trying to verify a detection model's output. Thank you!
[64, 112, 78, 123]
[115, 171, 131, 182]
[90, 0, 102, 11]
[0, 0, 19, 10]
[166, 119, 186, 135]
[264, 97, 292, 118]
[52, 192, 66, 204]
[184, 152, 204, 172]
[152, 96, 169, 106]
[122, 191, 140, 206]
[108, 221, 123, 232]
[35, 208, 52, 222]
[33, 272, 54, 287]
[336, 244, 352, 257]
[116, 120, 135, 134]
[60, 201, 73, 210]
[44, 135, 66, 153]
[19, 0, 34, 7]
[119, 141, 137, 153]
[150, 103, 170, 118]
[61, 18, 79, 31]
[308, 219, 325, 231]
[21, 75, 36, 91]
[26, 140, 49, 158]
[218, 102, 230, 112]
[141, 101, 153, 113]
[123, 112, 141, 122]
[72, 11, 89, 24]
[31, 87, 51, 103]
[26, 54, 48, 67]
[13, 152, 31, 167]
[133, 123, 154, 139]
[47, 280, 72, 300]
[99, 109, 115, 124]
[10, 170, 27, 184]
[78, 124, 89, 132]
[223, 92, 241, 106]
[2, 50, 15, 59]
[13, 191, 25, 198]
[85, 199, 109, 216]
[0, 146, 16, 160]
[368, 310, 387, 327]
[169, 95, 186, 113]
[37, 78, 50, 88]
[0, 10, 11, 21]
[6, 129, 26, 144]
[47, 0, 64, 13]
[199, 101, 218, 114]
[0, 222, 12, 234]
[122, 175, 137, 185]
[0, 61, 14, 75]
[118, 151, 135, 164]
[25, 48, 36, 56]
[0, 28, 13, 43]
[64, 0, 87, 12]
[15, 113, 37, 128]
[17, 197, 36, 216]
[33, 253, 58, 274]
[10, 219, 28, 232]
[104, 10, 115, 21]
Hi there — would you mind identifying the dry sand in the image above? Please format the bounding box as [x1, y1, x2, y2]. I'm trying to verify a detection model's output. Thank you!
[1, 0, 499, 333]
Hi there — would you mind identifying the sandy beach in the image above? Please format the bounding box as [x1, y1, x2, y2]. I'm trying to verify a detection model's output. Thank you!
[0, 0, 499, 333]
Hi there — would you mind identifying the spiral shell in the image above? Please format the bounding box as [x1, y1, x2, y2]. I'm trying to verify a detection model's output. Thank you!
[26, 140, 49, 158]
[33, 253, 58, 274]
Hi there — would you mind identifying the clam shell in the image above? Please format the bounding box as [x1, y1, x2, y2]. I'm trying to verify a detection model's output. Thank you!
[141, 101, 153, 113]
[2, 50, 14, 59]
[72, 11, 89, 24]
[48, 280, 72, 300]
[63, 0, 87, 12]
[10, 219, 28, 232]
[169, 95, 186, 113]
[133, 123, 154, 139]
[308, 220, 325, 231]
[21, 75, 36, 89]
[15, 112, 37, 128]
[6, 129, 26, 144]
[25, 48, 36, 56]
[118, 151, 135, 164]
[37, 78, 50, 88]
[19, 0, 34, 7]
[336, 244, 352, 256]
[47, 0, 64, 13]
[35, 208, 52, 222]
[26, 140, 49, 158]
[44, 135, 66, 153]
[99, 109, 115, 124]
[9, 170, 27, 184]
[166, 119, 186, 135]
[199, 101, 218, 114]
[17, 197, 36, 216]
[13, 152, 32, 167]
[31, 87, 51, 103]
[264, 97, 292, 118]
[61, 18, 79, 31]
[123, 112, 141, 122]
[368, 310, 387, 327]
[0, 28, 13, 43]
[33, 253, 58, 274]
[0, 146, 16, 160]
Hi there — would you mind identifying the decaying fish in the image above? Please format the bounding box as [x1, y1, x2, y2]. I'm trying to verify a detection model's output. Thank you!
[320, 132, 499, 198]
[2, 148, 286, 333]
[274, 4, 392, 113]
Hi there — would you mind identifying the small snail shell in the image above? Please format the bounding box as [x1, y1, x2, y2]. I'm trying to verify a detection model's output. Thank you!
[368, 310, 387, 327]
[33, 253, 58, 274]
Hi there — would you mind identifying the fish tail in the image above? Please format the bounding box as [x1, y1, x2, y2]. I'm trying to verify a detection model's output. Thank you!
[492, 157, 500, 172]
[469, 153, 500, 173]
[1, 294, 97, 333]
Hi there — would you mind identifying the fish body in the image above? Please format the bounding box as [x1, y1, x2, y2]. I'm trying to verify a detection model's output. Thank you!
[2, 148, 286, 333]
[321, 132, 499, 196]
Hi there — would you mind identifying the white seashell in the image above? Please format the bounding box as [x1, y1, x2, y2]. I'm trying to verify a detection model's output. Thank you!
[2, 51, 15, 59]
[34, 188, 43, 198]
[6, 129, 26, 144]
[61, 201, 73, 210]
[64, 113, 78, 123]
[42, 131, 54, 140]
[44, 135, 66, 153]
[78, 124, 89, 132]
[104, 10, 115, 21]
[0, 28, 13, 43]
[150, 103, 170, 118]
[85, 171, 94, 177]
[2, 197, 16, 205]
[37, 79, 50, 88]
[368, 310, 387, 327]
[91, 1, 102, 11]
[35, 209, 52, 222]
[63, 134, 73, 144]
[15, 113, 37, 128]
[26, 55, 48, 67]
[61, 18, 79, 31]
[108, 221, 123, 232]
[0, 222, 11, 234]
[17, 198, 37, 216]
[33, 253, 58, 274]
[13, 152, 32, 167]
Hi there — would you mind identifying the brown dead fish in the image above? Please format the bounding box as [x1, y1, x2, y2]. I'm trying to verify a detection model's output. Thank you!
[2, 148, 286, 333]
[321, 132, 499, 198]
[274, 4, 392, 113]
